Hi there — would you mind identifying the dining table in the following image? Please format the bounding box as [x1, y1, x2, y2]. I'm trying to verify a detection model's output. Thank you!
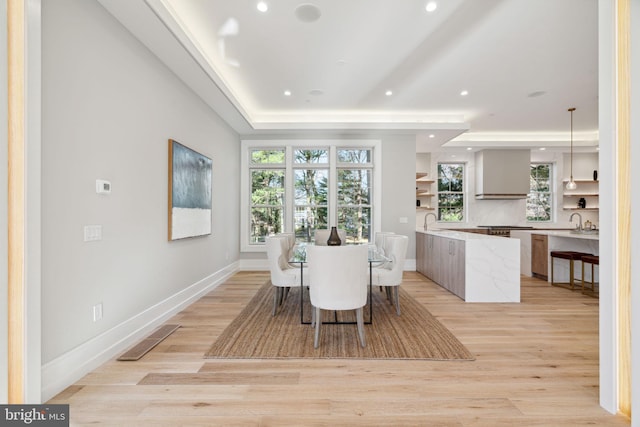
[289, 243, 389, 325]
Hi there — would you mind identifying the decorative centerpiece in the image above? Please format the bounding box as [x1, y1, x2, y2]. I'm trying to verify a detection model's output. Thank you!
[327, 226, 342, 246]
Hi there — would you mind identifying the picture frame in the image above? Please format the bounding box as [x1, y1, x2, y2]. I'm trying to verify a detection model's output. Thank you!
[168, 139, 212, 240]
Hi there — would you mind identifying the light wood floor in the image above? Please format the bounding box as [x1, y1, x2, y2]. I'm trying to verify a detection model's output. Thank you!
[49, 271, 630, 426]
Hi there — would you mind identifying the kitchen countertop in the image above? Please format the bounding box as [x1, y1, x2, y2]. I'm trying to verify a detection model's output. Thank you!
[510, 229, 599, 241]
[416, 229, 507, 241]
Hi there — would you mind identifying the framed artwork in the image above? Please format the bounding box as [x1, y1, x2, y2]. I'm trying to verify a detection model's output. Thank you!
[168, 139, 212, 240]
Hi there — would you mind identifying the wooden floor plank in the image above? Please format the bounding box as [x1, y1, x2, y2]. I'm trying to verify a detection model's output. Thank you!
[48, 271, 630, 426]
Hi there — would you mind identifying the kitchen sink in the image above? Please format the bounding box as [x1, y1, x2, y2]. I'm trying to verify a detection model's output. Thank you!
[570, 229, 599, 235]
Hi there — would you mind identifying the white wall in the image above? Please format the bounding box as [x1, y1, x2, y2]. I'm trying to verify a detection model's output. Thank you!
[40, 0, 240, 392]
[379, 135, 417, 261]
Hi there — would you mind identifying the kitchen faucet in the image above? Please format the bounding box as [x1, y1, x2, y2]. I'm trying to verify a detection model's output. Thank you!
[424, 213, 437, 230]
[569, 212, 583, 231]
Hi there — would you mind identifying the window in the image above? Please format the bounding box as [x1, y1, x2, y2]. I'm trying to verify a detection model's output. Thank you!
[293, 149, 329, 243]
[241, 141, 380, 251]
[527, 163, 553, 221]
[337, 149, 372, 243]
[437, 163, 464, 222]
[249, 149, 285, 243]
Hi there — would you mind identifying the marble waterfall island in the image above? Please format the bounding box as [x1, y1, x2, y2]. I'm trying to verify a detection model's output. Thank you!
[416, 230, 520, 302]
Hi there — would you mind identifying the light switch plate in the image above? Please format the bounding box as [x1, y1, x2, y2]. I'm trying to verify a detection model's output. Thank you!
[399, 217, 408, 224]
[96, 179, 111, 194]
[84, 225, 102, 242]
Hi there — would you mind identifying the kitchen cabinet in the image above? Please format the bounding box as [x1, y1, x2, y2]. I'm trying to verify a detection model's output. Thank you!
[441, 238, 466, 299]
[531, 234, 548, 280]
[562, 180, 599, 211]
[416, 173, 435, 211]
[421, 234, 441, 284]
[416, 232, 426, 274]
[417, 233, 464, 299]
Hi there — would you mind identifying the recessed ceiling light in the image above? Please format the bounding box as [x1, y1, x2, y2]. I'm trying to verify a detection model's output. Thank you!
[284, 90, 292, 96]
[257, 1, 268, 12]
[385, 90, 393, 96]
[527, 90, 546, 98]
[425, 2, 437, 12]
[429, 134, 435, 138]
[295, 4, 322, 23]
[460, 90, 469, 96]
[308, 89, 324, 96]
[466, 147, 472, 151]
[539, 147, 546, 151]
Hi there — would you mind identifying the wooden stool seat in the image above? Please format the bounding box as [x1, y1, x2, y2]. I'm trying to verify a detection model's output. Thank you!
[550, 251, 592, 290]
[581, 255, 599, 297]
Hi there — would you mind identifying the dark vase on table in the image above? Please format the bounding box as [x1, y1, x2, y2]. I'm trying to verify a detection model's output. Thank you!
[327, 226, 342, 246]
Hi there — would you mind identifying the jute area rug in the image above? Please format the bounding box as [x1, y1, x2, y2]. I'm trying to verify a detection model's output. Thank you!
[205, 282, 474, 361]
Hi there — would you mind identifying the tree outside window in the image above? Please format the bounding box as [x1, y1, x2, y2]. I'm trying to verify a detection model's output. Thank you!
[243, 142, 378, 250]
[437, 163, 464, 222]
[527, 163, 553, 222]
[249, 149, 285, 243]
[294, 149, 328, 243]
[337, 149, 372, 243]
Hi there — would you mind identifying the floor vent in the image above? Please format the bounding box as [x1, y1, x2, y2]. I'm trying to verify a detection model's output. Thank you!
[117, 324, 180, 361]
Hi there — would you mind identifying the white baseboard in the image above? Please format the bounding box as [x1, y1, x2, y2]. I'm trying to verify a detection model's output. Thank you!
[41, 261, 239, 402]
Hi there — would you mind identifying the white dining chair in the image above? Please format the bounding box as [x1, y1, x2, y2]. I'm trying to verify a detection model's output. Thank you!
[276, 232, 296, 258]
[266, 236, 306, 316]
[374, 231, 395, 256]
[314, 228, 347, 246]
[370, 234, 408, 316]
[307, 244, 368, 348]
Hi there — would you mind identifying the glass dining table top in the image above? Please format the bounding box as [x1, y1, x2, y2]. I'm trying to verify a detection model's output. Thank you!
[289, 243, 388, 264]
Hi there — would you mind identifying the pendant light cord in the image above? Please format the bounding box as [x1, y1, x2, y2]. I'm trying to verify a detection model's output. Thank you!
[569, 107, 575, 181]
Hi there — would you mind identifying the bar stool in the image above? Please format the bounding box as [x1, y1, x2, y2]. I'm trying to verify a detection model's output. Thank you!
[550, 251, 592, 290]
[581, 255, 599, 297]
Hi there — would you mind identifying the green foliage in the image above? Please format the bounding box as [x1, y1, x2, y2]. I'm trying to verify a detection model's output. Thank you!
[527, 164, 552, 221]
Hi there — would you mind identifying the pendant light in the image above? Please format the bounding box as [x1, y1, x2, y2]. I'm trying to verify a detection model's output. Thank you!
[565, 107, 577, 190]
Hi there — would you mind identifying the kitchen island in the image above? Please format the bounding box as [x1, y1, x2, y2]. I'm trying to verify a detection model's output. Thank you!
[510, 229, 599, 282]
[416, 230, 520, 302]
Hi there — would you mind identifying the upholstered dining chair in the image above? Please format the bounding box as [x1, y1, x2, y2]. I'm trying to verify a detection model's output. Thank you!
[266, 236, 306, 316]
[314, 228, 347, 246]
[374, 231, 395, 256]
[276, 232, 296, 258]
[307, 244, 368, 348]
[370, 234, 408, 316]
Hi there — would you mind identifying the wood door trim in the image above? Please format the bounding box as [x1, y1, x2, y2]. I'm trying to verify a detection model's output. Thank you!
[615, 0, 631, 417]
[7, 0, 25, 404]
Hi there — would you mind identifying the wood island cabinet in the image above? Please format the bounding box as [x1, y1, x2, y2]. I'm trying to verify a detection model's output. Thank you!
[417, 233, 464, 299]
[531, 233, 548, 280]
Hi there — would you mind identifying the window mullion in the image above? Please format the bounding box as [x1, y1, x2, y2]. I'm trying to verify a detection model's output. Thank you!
[285, 146, 294, 232]
[329, 146, 337, 227]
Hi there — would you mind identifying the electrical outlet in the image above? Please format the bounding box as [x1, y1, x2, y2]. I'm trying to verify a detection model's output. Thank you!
[92, 303, 103, 322]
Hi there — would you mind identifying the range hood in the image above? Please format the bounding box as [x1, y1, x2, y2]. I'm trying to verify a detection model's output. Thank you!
[475, 149, 530, 199]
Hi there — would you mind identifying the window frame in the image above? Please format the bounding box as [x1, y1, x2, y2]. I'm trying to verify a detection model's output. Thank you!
[526, 162, 554, 223]
[241, 140, 381, 252]
[436, 162, 466, 223]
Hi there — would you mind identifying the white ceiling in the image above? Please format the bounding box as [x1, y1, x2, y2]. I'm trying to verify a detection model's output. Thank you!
[98, 0, 599, 152]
